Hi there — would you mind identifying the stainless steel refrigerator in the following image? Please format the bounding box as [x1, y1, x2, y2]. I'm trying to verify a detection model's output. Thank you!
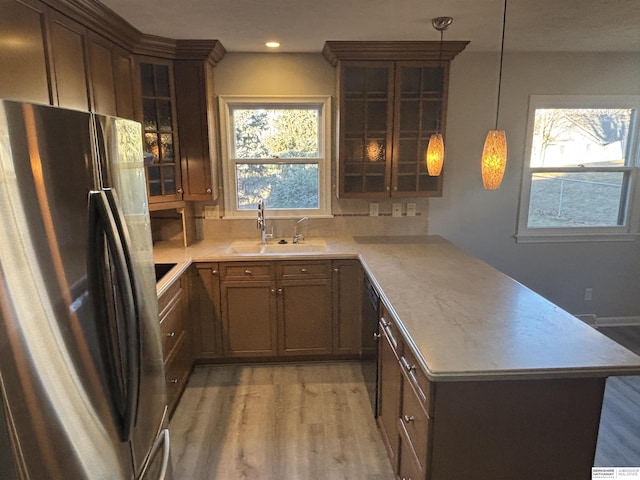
[0, 100, 171, 479]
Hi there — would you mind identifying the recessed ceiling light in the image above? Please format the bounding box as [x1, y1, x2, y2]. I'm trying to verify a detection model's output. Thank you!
[265, 41, 280, 48]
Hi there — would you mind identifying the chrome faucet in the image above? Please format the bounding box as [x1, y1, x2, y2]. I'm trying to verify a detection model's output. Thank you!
[292, 216, 308, 244]
[257, 199, 273, 244]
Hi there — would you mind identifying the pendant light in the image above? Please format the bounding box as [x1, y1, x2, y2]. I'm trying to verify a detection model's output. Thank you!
[425, 16, 452, 177]
[481, 0, 508, 190]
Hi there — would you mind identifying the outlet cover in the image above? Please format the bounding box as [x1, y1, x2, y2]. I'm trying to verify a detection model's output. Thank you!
[204, 206, 217, 220]
[406, 203, 416, 217]
[369, 203, 379, 217]
[392, 203, 402, 217]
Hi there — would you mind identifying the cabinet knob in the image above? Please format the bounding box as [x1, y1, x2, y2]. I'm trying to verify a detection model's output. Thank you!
[373, 332, 381, 340]
[271, 288, 276, 294]
[244, 270, 252, 275]
[212, 269, 219, 275]
[166, 332, 175, 338]
[206, 188, 212, 193]
[403, 415, 415, 423]
[177, 188, 184, 194]
[278, 288, 283, 294]
[170, 378, 179, 384]
[333, 268, 339, 273]
[393, 187, 398, 192]
[300, 268, 307, 273]
[386, 187, 390, 192]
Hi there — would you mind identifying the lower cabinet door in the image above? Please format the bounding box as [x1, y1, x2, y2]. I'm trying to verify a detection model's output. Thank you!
[279, 279, 332, 356]
[220, 281, 278, 357]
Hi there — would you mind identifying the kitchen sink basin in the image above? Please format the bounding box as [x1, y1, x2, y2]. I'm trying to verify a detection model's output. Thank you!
[154, 263, 177, 282]
[227, 239, 326, 255]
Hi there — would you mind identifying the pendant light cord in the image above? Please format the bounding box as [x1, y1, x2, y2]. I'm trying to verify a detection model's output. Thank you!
[436, 28, 444, 132]
[495, 0, 508, 130]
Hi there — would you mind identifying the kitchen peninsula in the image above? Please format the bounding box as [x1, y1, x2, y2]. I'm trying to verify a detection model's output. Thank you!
[154, 235, 640, 479]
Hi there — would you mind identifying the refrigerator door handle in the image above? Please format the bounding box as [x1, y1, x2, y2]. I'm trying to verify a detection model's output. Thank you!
[143, 429, 171, 480]
[87, 190, 140, 443]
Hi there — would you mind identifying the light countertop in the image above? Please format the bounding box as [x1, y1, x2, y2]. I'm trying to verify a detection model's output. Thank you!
[153, 235, 640, 381]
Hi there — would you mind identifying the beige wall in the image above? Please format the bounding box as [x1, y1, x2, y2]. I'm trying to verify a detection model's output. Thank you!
[200, 50, 640, 319]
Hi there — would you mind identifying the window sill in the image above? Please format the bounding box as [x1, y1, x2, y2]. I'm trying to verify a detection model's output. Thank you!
[515, 232, 638, 243]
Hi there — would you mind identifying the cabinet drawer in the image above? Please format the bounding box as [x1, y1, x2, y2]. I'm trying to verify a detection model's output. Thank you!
[158, 278, 181, 316]
[399, 426, 425, 480]
[159, 293, 184, 361]
[278, 260, 331, 280]
[399, 369, 431, 476]
[400, 347, 434, 417]
[221, 262, 274, 281]
[165, 332, 190, 411]
[380, 303, 402, 354]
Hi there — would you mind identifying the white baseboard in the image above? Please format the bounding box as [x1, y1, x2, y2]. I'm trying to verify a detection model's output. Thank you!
[575, 314, 640, 328]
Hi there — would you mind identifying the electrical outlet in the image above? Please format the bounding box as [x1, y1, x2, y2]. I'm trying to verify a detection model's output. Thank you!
[392, 203, 402, 217]
[369, 203, 379, 217]
[406, 203, 416, 217]
[584, 288, 593, 301]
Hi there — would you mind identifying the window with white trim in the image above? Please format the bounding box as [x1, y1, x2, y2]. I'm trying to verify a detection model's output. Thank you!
[517, 95, 640, 242]
[219, 96, 332, 218]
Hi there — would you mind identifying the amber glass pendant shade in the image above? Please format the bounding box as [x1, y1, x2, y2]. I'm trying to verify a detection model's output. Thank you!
[481, 130, 507, 190]
[425, 133, 445, 176]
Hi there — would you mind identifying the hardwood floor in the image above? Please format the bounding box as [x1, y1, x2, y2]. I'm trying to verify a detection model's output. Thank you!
[170, 362, 395, 479]
[594, 326, 640, 467]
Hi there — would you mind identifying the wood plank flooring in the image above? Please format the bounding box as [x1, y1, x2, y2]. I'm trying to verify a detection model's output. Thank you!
[170, 326, 640, 477]
[594, 326, 640, 467]
[170, 362, 395, 479]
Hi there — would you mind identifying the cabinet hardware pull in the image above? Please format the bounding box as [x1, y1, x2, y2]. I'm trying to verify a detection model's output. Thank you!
[170, 379, 179, 384]
[300, 268, 307, 273]
[244, 270, 252, 275]
[333, 268, 339, 272]
[271, 289, 276, 294]
[386, 187, 390, 192]
[166, 332, 175, 338]
[212, 270, 218, 275]
[278, 288, 283, 294]
[373, 332, 381, 340]
[177, 188, 183, 194]
[403, 415, 415, 423]
[381, 318, 392, 328]
[206, 188, 212, 193]
[400, 356, 416, 373]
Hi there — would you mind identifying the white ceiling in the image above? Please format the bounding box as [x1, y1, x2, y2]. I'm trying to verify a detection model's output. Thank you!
[99, 0, 640, 53]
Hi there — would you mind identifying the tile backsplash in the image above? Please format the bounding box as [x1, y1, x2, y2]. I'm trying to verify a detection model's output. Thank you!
[151, 198, 430, 243]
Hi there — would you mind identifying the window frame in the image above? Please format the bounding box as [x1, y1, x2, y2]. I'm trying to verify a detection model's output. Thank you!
[516, 95, 640, 243]
[218, 95, 333, 219]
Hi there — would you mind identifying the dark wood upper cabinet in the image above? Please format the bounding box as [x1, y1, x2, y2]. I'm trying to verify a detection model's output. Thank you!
[0, 0, 51, 105]
[323, 41, 468, 198]
[137, 58, 183, 207]
[174, 40, 226, 202]
[87, 32, 117, 116]
[48, 10, 90, 111]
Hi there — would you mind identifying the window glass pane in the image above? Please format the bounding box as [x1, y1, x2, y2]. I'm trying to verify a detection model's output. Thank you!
[236, 163, 319, 210]
[232, 108, 319, 159]
[528, 171, 627, 227]
[530, 108, 633, 168]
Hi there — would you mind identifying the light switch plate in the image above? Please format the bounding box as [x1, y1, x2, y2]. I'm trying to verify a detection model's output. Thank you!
[369, 203, 379, 217]
[392, 203, 402, 217]
[406, 203, 416, 217]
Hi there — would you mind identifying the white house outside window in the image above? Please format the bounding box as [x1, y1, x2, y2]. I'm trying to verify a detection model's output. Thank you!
[517, 95, 640, 242]
[219, 96, 332, 218]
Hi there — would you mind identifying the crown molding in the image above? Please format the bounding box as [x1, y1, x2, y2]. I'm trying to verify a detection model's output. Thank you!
[41, 0, 140, 50]
[322, 41, 470, 66]
[175, 40, 227, 65]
